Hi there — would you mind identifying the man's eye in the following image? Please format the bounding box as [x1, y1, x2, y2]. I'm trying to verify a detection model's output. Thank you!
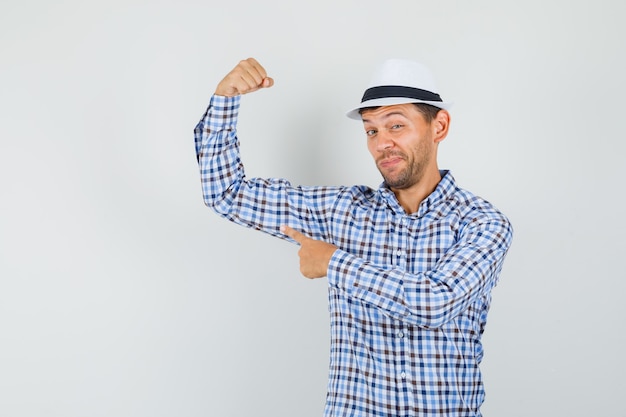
[391, 124, 403, 130]
[366, 129, 377, 137]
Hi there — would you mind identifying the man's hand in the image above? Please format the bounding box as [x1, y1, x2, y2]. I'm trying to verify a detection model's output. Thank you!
[281, 225, 337, 279]
[215, 58, 274, 97]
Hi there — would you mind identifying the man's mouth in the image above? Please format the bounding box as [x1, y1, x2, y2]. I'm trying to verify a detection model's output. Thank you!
[378, 154, 405, 169]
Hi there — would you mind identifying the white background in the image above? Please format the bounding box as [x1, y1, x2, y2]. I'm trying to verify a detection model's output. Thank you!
[1, 1, 625, 416]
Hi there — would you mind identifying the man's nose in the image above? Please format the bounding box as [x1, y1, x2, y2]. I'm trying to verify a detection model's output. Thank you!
[376, 131, 394, 151]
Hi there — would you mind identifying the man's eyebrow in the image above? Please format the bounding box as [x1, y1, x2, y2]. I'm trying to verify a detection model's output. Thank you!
[362, 111, 409, 124]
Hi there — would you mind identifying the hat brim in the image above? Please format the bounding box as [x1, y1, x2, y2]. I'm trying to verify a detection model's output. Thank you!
[346, 97, 453, 120]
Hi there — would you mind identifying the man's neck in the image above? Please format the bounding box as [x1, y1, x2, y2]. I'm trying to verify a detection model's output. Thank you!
[392, 169, 442, 214]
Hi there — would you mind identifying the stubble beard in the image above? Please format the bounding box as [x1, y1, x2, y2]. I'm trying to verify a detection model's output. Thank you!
[378, 147, 430, 190]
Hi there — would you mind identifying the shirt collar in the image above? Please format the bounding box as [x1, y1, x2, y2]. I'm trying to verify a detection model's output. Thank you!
[379, 170, 457, 217]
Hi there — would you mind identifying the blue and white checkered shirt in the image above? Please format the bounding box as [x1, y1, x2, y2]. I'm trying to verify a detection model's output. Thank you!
[195, 95, 513, 417]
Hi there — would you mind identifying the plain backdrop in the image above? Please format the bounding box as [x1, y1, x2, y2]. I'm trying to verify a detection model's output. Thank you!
[1, 1, 625, 416]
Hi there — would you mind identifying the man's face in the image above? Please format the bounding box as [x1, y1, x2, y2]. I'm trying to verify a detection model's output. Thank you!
[362, 104, 438, 190]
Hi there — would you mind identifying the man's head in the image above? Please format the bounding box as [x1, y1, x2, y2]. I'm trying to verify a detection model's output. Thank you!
[348, 59, 452, 192]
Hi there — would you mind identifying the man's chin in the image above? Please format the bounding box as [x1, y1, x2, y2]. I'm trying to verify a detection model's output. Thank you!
[382, 175, 410, 189]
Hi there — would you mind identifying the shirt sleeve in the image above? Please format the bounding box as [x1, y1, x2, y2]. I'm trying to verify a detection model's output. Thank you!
[194, 94, 341, 242]
[327, 216, 513, 329]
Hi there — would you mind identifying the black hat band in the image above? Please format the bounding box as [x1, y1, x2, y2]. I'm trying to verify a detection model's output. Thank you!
[361, 85, 442, 103]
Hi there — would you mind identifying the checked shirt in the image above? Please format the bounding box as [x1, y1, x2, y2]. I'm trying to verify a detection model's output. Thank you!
[194, 95, 513, 417]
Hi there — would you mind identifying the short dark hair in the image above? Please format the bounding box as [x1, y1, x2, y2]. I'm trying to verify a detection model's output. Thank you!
[359, 103, 442, 123]
[412, 103, 441, 123]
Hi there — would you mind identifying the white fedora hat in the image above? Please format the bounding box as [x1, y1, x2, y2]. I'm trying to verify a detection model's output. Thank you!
[346, 58, 452, 120]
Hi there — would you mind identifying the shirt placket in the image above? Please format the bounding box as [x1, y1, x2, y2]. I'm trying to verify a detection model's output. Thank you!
[391, 214, 415, 416]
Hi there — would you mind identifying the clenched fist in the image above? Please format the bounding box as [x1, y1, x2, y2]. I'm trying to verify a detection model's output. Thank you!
[215, 57, 274, 97]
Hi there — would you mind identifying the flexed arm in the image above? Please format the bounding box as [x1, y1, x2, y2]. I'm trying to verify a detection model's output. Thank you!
[195, 58, 342, 242]
[194, 58, 277, 225]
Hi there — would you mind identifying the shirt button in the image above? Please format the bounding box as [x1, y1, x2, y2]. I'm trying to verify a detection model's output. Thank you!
[397, 331, 404, 338]
[400, 372, 406, 379]
[396, 249, 404, 256]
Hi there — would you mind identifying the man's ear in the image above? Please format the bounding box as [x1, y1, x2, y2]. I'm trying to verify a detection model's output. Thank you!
[432, 110, 450, 144]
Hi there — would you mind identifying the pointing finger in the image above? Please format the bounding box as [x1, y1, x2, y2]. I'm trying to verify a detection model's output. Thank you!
[280, 225, 307, 244]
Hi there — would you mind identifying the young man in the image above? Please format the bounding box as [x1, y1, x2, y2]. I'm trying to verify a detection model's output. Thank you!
[195, 57, 513, 416]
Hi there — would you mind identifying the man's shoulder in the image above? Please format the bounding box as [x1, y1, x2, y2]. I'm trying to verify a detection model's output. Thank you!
[447, 184, 511, 227]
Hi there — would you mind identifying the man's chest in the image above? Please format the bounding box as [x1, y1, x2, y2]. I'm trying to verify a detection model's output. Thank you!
[332, 209, 461, 273]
